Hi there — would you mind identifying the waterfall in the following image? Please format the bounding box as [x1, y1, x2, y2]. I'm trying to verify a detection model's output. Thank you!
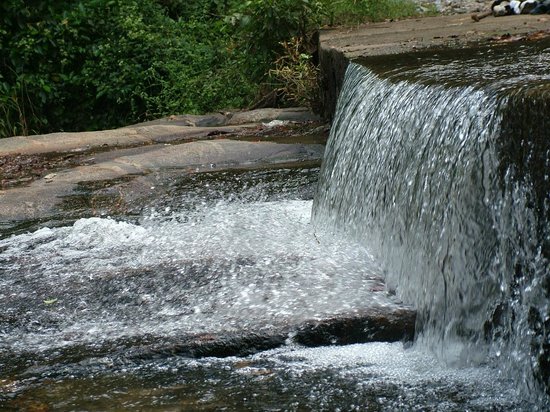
[313, 60, 550, 405]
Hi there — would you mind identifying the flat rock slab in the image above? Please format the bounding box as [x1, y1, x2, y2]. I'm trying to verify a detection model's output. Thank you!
[0, 108, 325, 225]
[140, 107, 321, 128]
[0, 139, 324, 221]
[0, 108, 320, 156]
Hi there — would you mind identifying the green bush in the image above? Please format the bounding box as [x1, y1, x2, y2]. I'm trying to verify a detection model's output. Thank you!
[142, 20, 261, 116]
[0, 0, 260, 137]
[155, 0, 238, 21]
[230, 0, 322, 58]
[0, 0, 433, 138]
[226, 0, 427, 107]
[1, 0, 166, 135]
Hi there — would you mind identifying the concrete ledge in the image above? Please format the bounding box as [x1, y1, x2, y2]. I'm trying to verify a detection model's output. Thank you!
[319, 14, 550, 118]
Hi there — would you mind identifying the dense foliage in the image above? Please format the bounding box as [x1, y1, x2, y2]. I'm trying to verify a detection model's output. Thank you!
[0, 0, 261, 136]
[0, 0, 426, 138]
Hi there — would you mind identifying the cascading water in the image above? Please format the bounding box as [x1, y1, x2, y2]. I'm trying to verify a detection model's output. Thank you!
[313, 43, 550, 407]
[2, 42, 550, 410]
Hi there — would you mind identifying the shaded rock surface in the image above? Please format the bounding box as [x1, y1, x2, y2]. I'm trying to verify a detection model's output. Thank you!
[133, 307, 416, 359]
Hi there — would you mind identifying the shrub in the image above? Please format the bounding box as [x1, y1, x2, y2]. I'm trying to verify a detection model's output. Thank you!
[269, 37, 320, 109]
[0, 0, 434, 138]
[0, 0, 260, 137]
[232, 0, 427, 111]
[1, 0, 171, 135]
[155, 0, 239, 21]
[230, 0, 323, 57]
[142, 19, 261, 116]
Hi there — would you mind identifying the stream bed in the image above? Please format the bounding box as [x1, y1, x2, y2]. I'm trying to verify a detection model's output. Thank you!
[0, 166, 528, 411]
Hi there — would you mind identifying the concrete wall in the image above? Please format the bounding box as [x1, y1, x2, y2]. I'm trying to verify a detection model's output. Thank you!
[318, 40, 349, 120]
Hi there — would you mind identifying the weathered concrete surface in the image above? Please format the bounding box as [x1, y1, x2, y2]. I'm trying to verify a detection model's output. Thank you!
[322, 15, 550, 58]
[319, 14, 550, 117]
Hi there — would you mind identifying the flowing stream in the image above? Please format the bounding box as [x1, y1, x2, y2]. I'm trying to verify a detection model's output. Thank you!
[1, 41, 550, 410]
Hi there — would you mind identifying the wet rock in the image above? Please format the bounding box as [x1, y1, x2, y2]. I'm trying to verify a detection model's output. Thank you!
[130, 307, 416, 360]
[294, 308, 416, 346]
[160, 332, 289, 358]
[130, 108, 322, 128]
[0, 108, 321, 156]
[137, 113, 228, 127]
[0, 139, 324, 222]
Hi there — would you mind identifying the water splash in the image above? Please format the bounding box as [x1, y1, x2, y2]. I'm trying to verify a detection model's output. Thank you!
[314, 63, 502, 348]
[0, 169, 395, 361]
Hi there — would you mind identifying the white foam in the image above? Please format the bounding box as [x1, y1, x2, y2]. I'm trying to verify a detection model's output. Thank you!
[0, 200, 395, 352]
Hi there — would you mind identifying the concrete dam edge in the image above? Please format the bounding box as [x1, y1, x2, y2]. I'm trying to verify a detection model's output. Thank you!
[318, 13, 550, 118]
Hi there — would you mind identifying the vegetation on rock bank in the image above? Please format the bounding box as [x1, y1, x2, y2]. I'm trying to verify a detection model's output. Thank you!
[0, 0, 429, 138]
